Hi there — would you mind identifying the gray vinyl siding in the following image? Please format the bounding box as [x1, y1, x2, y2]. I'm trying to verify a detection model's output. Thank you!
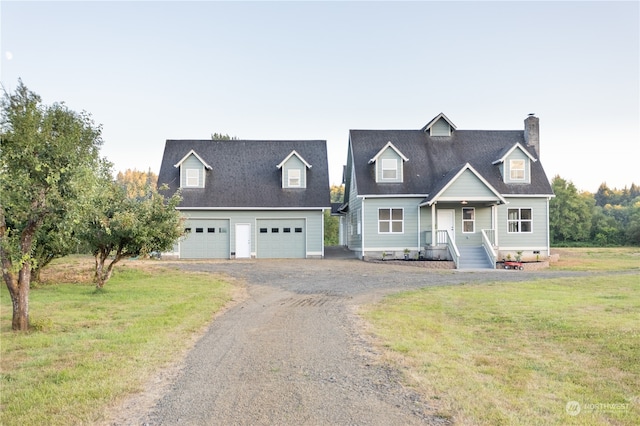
[504, 149, 531, 184]
[419, 207, 433, 247]
[362, 198, 421, 250]
[455, 205, 491, 247]
[179, 209, 324, 258]
[497, 197, 549, 249]
[345, 164, 363, 250]
[180, 154, 205, 188]
[282, 155, 307, 188]
[346, 196, 363, 250]
[375, 149, 403, 183]
[439, 169, 497, 199]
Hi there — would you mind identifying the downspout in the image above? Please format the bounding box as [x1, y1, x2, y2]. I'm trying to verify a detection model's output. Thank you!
[361, 197, 366, 259]
[493, 204, 499, 247]
[546, 197, 551, 255]
[417, 204, 421, 251]
[321, 208, 326, 258]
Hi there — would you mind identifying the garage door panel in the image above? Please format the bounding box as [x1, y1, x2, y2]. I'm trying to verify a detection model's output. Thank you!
[257, 219, 305, 258]
[181, 219, 230, 259]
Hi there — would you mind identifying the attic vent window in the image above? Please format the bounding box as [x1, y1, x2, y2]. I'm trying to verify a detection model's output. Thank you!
[431, 119, 452, 136]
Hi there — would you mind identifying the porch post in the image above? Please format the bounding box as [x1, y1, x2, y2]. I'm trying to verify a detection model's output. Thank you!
[492, 204, 499, 246]
[431, 203, 436, 246]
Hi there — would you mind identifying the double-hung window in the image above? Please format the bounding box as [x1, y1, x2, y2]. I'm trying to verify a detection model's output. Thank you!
[381, 159, 398, 180]
[510, 159, 525, 181]
[507, 208, 532, 233]
[185, 168, 199, 187]
[462, 208, 475, 233]
[379, 208, 403, 233]
[288, 169, 301, 187]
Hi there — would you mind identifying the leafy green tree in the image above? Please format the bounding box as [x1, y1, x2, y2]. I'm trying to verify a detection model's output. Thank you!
[330, 184, 344, 203]
[624, 200, 640, 245]
[591, 206, 623, 246]
[324, 210, 339, 246]
[549, 176, 593, 244]
[323, 185, 345, 246]
[82, 180, 183, 288]
[0, 81, 103, 330]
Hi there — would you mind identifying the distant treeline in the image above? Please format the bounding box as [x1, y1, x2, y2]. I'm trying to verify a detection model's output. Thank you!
[550, 177, 640, 246]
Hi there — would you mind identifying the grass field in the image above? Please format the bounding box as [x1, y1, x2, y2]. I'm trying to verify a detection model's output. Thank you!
[363, 249, 640, 425]
[0, 257, 236, 425]
[550, 247, 640, 271]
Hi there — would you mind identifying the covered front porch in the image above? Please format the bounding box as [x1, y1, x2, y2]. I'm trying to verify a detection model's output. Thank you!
[421, 202, 499, 269]
[419, 163, 505, 269]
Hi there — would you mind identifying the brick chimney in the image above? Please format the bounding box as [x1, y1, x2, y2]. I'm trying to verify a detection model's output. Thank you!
[524, 114, 540, 159]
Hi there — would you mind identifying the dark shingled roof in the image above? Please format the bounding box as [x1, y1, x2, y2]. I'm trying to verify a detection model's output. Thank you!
[349, 129, 554, 197]
[158, 140, 330, 209]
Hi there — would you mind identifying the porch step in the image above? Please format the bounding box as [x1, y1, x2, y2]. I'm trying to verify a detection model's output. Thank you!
[458, 246, 494, 270]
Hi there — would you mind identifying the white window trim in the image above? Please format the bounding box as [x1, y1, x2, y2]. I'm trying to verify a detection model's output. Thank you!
[462, 207, 475, 233]
[185, 168, 200, 187]
[510, 159, 526, 181]
[507, 207, 533, 233]
[378, 207, 404, 234]
[381, 158, 398, 180]
[288, 168, 301, 187]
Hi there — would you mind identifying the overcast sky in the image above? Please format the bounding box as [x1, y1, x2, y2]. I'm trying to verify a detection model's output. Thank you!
[2, 1, 638, 191]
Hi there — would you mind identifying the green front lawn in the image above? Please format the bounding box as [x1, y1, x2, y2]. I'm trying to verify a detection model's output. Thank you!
[1, 259, 236, 425]
[363, 273, 639, 424]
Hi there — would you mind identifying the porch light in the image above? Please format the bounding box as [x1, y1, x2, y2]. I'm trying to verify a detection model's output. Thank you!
[461, 200, 468, 205]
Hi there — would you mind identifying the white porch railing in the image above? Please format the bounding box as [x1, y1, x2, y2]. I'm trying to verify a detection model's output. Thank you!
[424, 230, 460, 267]
[481, 229, 497, 268]
[482, 228, 496, 247]
[425, 230, 450, 245]
[445, 230, 460, 267]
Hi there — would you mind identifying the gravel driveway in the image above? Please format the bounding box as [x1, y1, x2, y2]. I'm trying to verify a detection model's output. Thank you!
[107, 248, 602, 425]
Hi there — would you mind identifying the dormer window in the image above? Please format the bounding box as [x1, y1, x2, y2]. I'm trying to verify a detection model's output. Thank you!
[277, 150, 312, 189]
[369, 142, 408, 183]
[492, 142, 537, 184]
[288, 169, 301, 187]
[173, 149, 212, 189]
[382, 159, 398, 179]
[510, 159, 525, 181]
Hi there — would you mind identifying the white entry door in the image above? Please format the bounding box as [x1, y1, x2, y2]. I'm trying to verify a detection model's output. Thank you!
[235, 223, 251, 258]
[437, 209, 455, 244]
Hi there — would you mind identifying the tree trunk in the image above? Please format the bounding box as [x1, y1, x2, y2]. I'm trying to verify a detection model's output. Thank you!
[1, 210, 36, 331]
[94, 252, 108, 289]
[94, 250, 121, 289]
[12, 264, 31, 330]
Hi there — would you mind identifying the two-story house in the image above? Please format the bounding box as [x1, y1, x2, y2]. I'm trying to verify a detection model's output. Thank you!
[338, 114, 554, 268]
[158, 139, 330, 259]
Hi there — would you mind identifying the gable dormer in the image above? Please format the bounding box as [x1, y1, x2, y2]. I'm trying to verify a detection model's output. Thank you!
[277, 150, 312, 189]
[368, 141, 409, 183]
[173, 150, 212, 188]
[422, 113, 457, 137]
[492, 142, 537, 184]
